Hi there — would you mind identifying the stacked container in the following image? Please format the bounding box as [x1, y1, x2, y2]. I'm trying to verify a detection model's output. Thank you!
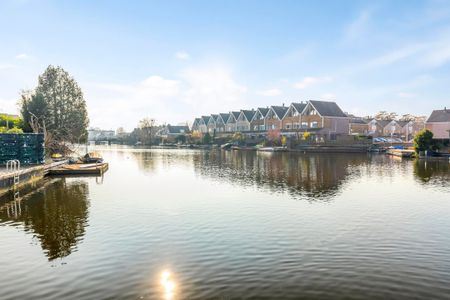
[0, 133, 45, 165]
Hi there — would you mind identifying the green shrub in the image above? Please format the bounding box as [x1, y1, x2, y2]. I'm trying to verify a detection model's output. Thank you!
[414, 129, 433, 153]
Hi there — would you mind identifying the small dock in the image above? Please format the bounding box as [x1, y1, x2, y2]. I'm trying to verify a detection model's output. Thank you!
[48, 162, 109, 176]
[0, 160, 68, 196]
[386, 149, 415, 158]
[0, 160, 108, 196]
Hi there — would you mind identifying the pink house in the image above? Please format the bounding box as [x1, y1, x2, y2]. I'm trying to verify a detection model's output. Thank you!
[425, 108, 450, 139]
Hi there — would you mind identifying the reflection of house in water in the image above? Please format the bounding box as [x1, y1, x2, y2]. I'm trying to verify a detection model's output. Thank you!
[192, 151, 369, 199]
[0, 178, 90, 260]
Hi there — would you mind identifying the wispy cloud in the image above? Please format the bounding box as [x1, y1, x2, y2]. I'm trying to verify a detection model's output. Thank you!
[175, 51, 190, 60]
[367, 44, 426, 68]
[256, 88, 281, 97]
[293, 76, 332, 89]
[344, 9, 371, 41]
[15, 53, 30, 60]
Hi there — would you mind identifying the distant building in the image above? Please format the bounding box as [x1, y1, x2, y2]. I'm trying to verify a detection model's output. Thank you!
[265, 105, 289, 130]
[426, 108, 450, 139]
[157, 124, 190, 139]
[87, 128, 115, 141]
[225, 111, 240, 132]
[299, 100, 349, 136]
[349, 117, 369, 135]
[236, 110, 256, 132]
[250, 107, 270, 131]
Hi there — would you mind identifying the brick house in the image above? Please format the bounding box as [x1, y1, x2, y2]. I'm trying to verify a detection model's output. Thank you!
[425, 108, 450, 139]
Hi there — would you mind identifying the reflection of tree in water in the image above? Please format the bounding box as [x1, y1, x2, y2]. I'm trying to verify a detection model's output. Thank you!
[131, 151, 157, 173]
[413, 159, 450, 189]
[0, 178, 90, 260]
[192, 151, 369, 200]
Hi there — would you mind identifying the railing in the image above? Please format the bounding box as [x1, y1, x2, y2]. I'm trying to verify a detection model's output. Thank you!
[6, 159, 21, 188]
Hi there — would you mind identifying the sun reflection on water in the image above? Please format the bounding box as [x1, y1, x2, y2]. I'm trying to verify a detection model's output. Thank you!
[160, 270, 176, 300]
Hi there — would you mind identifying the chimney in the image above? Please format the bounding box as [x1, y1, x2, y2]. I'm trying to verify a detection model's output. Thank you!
[282, 103, 285, 107]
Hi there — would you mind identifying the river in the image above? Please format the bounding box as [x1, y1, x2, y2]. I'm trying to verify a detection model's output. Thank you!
[1, 147, 449, 299]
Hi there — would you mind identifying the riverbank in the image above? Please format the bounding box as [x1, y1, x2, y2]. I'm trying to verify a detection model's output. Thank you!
[0, 160, 67, 196]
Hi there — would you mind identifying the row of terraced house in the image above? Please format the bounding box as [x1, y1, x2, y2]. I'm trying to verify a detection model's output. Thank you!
[191, 100, 350, 139]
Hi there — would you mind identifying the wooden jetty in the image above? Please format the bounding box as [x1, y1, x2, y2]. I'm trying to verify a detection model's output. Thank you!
[386, 149, 415, 158]
[0, 160, 68, 196]
[47, 162, 109, 176]
[1, 160, 108, 196]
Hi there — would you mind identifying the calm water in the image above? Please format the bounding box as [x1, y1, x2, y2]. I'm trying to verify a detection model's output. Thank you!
[1, 147, 449, 300]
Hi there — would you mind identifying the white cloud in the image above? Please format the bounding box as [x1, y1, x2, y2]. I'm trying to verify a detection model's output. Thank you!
[180, 64, 247, 113]
[84, 76, 181, 130]
[84, 64, 247, 130]
[175, 51, 190, 60]
[256, 88, 281, 97]
[293, 76, 332, 89]
[15, 53, 30, 60]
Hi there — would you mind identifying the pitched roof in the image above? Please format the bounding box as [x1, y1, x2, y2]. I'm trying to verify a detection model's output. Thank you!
[219, 113, 230, 123]
[167, 125, 190, 134]
[291, 102, 307, 113]
[270, 105, 289, 119]
[427, 109, 450, 122]
[211, 114, 219, 122]
[231, 111, 240, 120]
[350, 118, 368, 124]
[376, 119, 394, 127]
[308, 100, 347, 117]
[241, 110, 256, 121]
[397, 120, 410, 127]
[192, 118, 200, 125]
[257, 107, 270, 117]
[201, 116, 210, 123]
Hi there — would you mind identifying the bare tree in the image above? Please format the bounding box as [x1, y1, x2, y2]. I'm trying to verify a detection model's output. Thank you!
[139, 118, 156, 145]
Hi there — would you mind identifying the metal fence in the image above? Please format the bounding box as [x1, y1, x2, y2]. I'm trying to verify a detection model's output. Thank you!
[0, 133, 45, 165]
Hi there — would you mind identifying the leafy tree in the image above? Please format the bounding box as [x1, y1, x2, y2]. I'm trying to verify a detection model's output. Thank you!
[202, 132, 211, 144]
[0, 113, 24, 129]
[33, 65, 89, 142]
[414, 129, 433, 153]
[20, 92, 47, 132]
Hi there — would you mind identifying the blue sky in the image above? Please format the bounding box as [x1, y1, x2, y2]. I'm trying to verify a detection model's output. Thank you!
[1, 0, 450, 130]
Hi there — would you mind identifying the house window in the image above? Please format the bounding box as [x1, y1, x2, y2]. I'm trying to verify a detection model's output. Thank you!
[294, 123, 299, 129]
[285, 124, 291, 129]
[301, 122, 308, 128]
[311, 121, 318, 128]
